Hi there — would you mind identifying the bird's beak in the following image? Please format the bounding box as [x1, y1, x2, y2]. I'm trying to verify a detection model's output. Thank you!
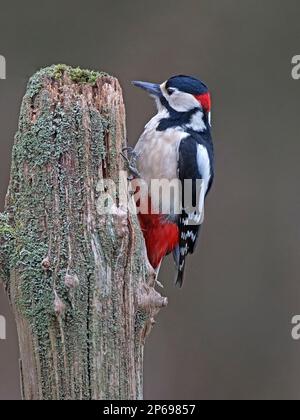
[132, 81, 161, 97]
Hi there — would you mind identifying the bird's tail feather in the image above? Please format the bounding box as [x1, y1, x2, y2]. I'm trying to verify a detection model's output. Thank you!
[173, 245, 186, 288]
[175, 266, 185, 288]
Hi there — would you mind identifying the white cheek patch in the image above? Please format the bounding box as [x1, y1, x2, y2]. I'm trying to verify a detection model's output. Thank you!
[168, 91, 200, 112]
[160, 82, 200, 113]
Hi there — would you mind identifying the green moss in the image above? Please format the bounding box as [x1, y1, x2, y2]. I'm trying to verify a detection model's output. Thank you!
[52, 64, 107, 85]
[26, 64, 109, 99]
[0, 214, 15, 236]
[89, 110, 108, 161]
[135, 309, 148, 332]
[107, 114, 118, 169]
[52, 64, 69, 80]
[0, 213, 16, 283]
[68, 67, 102, 85]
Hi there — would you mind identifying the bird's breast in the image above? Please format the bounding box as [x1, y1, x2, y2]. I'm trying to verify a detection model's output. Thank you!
[135, 127, 189, 185]
[133, 126, 189, 217]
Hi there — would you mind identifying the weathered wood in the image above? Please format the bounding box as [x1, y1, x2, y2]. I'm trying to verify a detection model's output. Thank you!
[0, 65, 167, 400]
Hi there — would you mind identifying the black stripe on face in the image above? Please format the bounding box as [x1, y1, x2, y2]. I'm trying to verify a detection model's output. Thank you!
[157, 106, 199, 131]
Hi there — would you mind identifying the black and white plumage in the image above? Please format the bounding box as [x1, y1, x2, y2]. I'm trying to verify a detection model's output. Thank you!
[176, 129, 214, 286]
[132, 75, 214, 287]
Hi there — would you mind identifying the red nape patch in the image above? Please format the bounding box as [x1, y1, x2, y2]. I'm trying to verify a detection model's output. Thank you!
[138, 213, 179, 269]
[195, 92, 211, 112]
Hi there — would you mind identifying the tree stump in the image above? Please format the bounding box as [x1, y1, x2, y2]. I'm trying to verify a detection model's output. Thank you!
[0, 65, 167, 400]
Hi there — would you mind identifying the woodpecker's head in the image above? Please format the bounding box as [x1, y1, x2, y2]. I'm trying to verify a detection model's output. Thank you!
[133, 75, 211, 122]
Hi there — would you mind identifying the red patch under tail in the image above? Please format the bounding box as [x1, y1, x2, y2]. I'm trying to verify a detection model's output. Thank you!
[138, 211, 179, 269]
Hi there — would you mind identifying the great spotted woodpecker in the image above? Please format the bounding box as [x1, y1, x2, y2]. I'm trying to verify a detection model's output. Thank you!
[129, 75, 214, 287]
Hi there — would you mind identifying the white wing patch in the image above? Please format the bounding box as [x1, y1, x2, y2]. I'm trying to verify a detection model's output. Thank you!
[196, 144, 211, 217]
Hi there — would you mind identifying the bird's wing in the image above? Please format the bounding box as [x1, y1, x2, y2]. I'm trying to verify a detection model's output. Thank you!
[174, 136, 209, 287]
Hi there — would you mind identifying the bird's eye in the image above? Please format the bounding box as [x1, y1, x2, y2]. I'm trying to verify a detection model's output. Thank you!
[167, 87, 175, 95]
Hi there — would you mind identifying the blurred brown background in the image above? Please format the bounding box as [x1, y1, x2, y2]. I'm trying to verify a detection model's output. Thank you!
[1, 0, 300, 400]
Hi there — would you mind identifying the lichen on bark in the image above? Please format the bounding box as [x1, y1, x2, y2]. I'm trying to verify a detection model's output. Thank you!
[0, 65, 167, 400]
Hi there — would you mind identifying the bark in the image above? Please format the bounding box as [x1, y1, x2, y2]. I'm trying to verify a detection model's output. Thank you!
[0, 65, 167, 400]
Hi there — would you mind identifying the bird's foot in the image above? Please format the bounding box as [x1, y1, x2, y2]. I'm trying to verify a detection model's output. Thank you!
[154, 262, 164, 288]
[155, 279, 164, 289]
[121, 147, 141, 180]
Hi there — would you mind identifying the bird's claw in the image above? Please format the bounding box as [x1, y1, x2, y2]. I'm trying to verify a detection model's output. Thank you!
[122, 146, 134, 154]
[121, 147, 141, 179]
[155, 279, 164, 289]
